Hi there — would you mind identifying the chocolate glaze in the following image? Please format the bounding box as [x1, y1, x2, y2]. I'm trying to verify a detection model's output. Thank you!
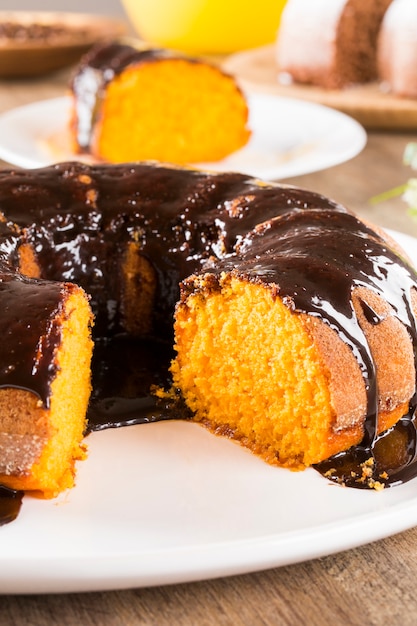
[86, 335, 185, 432]
[0, 162, 340, 338]
[0, 485, 23, 526]
[0, 216, 75, 407]
[0, 162, 330, 428]
[0, 161, 415, 512]
[0, 273, 75, 407]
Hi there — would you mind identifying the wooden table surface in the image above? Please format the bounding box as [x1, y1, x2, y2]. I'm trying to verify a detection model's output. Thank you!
[1, 66, 417, 626]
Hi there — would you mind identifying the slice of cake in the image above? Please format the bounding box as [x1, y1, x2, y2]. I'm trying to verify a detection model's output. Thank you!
[0, 276, 93, 498]
[70, 42, 251, 164]
[275, 0, 393, 89]
[378, 0, 417, 99]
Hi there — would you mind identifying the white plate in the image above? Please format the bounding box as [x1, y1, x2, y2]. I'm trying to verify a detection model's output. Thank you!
[0, 94, 366, 180]
[1, 229, 417, 595]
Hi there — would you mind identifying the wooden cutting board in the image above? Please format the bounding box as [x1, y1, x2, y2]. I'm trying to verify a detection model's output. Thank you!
[0, 12, 127, 78]
[223, 44, 417, 130]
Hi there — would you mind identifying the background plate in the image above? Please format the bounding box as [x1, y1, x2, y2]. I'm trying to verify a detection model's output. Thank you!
[1, 230, 417, 595]
[0, 93, 366, 180]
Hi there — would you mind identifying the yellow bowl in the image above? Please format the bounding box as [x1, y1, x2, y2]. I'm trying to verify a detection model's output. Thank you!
[121, 0, 287, 55]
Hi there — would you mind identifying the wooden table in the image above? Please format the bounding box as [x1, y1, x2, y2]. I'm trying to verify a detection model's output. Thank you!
[1, 68, 417, 626]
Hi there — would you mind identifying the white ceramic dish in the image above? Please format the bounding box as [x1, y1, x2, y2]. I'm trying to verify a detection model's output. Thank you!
[0, 93, 366, 180]
[2, 227, 417, 594]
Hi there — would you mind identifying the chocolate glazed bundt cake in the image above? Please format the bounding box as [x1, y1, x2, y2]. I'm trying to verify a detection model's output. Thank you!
[0, 161, 417, 524]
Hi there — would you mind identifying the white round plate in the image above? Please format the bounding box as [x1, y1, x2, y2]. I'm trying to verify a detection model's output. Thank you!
[1, 229, 417, 595]
[0, 94, 366, 180]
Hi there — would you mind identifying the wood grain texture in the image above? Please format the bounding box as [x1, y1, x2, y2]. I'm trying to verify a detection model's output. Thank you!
[0, 12, 127, 78]
[224, 45, 417, 131]
[0, 66, 417, 625]
[2, 528, 417, 625]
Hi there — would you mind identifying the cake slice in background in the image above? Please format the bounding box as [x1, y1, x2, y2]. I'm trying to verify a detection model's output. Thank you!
[276, 0, 393, 89]
[378, 0, 417, 99]
[69, 41, 251, 165]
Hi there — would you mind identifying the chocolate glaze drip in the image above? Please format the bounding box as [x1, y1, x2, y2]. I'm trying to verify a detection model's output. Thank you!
[0, 161, 416, 509]
[0, 485, 23, 526]
[86, 335, 185, 432]
[0, 268, 71, 407]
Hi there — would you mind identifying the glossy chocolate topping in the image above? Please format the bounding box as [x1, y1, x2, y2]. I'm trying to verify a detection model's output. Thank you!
[0, 273, 72, 407]
[0, 163, 341, 337]
[0, 485, 23, 526]
[0, 215, 73, 407]
[0, 161, 416, 505]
